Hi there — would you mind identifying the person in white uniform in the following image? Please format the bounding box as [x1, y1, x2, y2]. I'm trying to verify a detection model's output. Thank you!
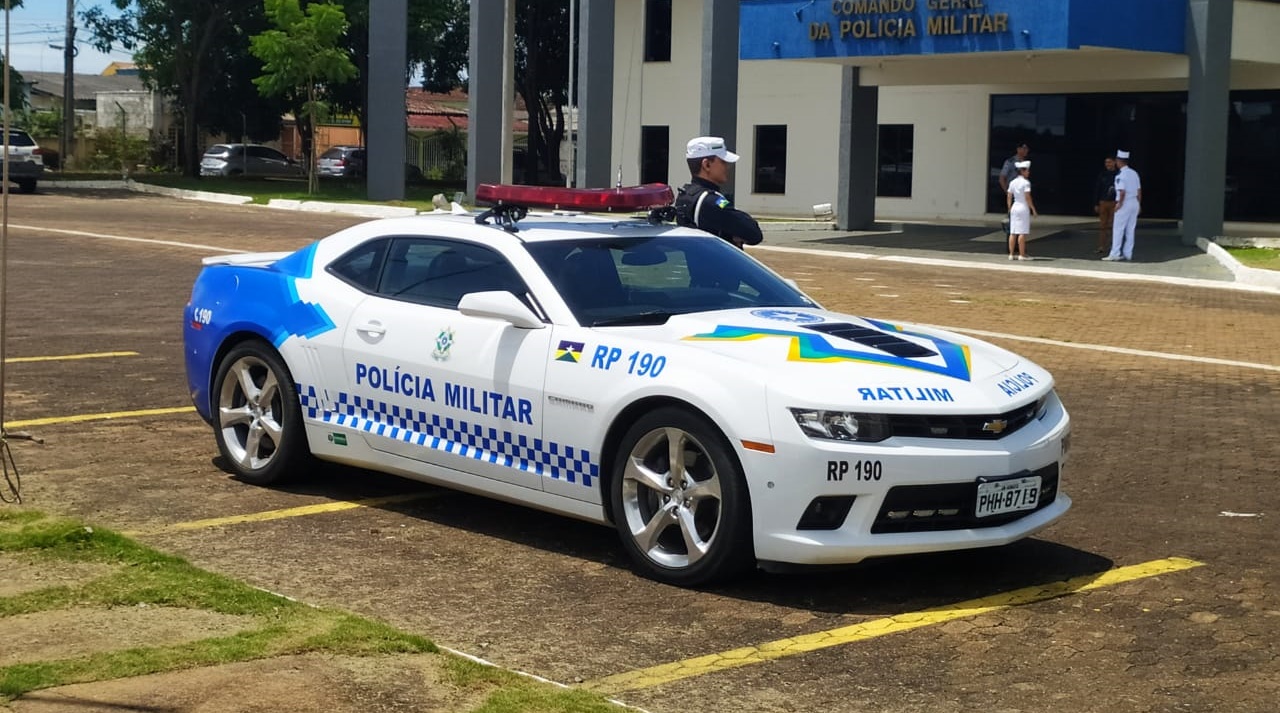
[1005, 160, 1037, 260]
[1103, 150, 1142, 261]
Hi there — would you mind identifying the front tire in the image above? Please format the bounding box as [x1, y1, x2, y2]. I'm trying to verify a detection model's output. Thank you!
[212, 341, 309, 485]
[611, 407, 754, 586]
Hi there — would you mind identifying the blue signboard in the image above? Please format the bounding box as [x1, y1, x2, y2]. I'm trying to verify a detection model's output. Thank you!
[740, 0, 1186, 60]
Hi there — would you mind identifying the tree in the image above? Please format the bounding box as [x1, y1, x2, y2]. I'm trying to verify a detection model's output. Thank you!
[251, 0, 357, 194]
[83, 0, 271, 177]
[514, 0, 571, 186]
[323, 0, 468, 145]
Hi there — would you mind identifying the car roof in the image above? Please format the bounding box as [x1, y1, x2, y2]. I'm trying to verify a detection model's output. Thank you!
[317, 211, 704, 253]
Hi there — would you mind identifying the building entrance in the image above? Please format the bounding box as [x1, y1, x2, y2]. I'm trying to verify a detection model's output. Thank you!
[986, 89, 1280, 222]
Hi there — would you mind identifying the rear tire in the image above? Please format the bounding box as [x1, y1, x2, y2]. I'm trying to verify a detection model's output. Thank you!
[16, 179, 35, 194]
[212, 341, 310, 486]
[610, 407, 754, 586]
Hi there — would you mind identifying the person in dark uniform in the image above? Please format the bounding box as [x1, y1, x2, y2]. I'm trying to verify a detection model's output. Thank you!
[1092, 155, 1118, 254]
[674, 136, 762, 249]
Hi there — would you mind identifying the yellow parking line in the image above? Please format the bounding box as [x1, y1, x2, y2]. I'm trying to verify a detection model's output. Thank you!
[585, 556, 1203, 695]
[6, 406, 197, 429]
[5, 350, 140, 364]
[123, 492, 438, 536]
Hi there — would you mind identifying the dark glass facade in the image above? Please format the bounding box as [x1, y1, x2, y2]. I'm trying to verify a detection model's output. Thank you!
[987, 90, 1280, 221]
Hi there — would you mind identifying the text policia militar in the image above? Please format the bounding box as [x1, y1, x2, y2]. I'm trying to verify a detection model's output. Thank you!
[812, 0, 1009, 41]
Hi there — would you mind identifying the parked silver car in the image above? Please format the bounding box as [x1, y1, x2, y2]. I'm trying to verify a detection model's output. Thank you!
[200, 144, 302, 178]
[5, 129, 44, 193]
[316, 145, 366, 178]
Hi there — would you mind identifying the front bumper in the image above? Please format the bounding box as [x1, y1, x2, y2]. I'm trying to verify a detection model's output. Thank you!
[745, 393, 1072, 565]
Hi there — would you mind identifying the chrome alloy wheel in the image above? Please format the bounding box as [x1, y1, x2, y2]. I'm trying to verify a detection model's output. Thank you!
[218, 354, 286, 471]
[620, 426, 725, 570]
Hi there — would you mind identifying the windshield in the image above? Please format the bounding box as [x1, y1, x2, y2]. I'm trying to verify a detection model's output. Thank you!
[525, 234, 816, 327]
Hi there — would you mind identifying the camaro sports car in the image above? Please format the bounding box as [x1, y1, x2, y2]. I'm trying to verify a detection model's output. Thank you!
[184, 184, 1071, 586]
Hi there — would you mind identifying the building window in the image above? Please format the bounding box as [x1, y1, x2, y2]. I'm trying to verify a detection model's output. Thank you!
[640, 125, 669, 185]
[644, 0, 672, 62]
[753, 125, 787, 194]
[877, 125, 913, 198]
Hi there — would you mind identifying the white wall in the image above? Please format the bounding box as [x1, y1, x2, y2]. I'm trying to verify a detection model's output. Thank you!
[614, 0, 1280, 221]
[94, 91, 158, 136]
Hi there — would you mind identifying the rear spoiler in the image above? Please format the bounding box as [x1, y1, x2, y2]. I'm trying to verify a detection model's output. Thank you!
[201, 251, 293, 267]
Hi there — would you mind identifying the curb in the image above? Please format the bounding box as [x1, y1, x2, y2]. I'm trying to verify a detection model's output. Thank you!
[38, 180, 1279, 291]
[265, 198, 418, 218]
[1198, 237, 1280, 290]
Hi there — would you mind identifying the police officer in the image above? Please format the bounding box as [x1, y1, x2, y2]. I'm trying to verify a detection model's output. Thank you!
[1103, 149, 1142, 262]
[674, 136, 762, 249]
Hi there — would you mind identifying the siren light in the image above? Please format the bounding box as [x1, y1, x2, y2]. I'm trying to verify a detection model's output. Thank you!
[475, 183, 674, 212]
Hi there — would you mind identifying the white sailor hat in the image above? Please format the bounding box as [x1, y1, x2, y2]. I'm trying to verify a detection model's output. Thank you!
[1015, 160, 1031, 169]
[1116, 150, 1130, 159]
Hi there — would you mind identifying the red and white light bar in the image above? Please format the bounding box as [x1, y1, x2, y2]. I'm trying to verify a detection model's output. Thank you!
[475, 183, 674, 212]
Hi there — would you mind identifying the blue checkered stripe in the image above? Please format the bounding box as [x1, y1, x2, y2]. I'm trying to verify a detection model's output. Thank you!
[297, 386, 598, 486]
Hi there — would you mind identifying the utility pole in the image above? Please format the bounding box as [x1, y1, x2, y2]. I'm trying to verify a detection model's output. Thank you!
[61, 0, 74, 172]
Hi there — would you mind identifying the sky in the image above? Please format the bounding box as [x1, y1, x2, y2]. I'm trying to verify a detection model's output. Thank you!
[3, 0, 131, 75]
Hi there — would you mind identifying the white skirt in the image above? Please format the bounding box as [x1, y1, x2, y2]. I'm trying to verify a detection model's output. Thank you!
[1009, 203, 1031, 234]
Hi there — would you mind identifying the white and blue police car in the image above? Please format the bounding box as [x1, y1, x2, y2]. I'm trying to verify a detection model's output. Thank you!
[183, 183, 1071, 586]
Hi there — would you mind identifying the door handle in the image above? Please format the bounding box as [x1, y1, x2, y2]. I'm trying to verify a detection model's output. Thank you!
[356, 321, 386, 337]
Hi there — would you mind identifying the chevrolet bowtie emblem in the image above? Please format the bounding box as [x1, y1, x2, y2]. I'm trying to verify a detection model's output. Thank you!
[982, 419, 1008, 434]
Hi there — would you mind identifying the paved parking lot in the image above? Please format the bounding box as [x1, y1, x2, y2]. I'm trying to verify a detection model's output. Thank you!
[4, 189, 1279, 712]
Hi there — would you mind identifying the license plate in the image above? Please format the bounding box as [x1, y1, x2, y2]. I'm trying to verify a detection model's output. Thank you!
[975, 475, 1041, 518]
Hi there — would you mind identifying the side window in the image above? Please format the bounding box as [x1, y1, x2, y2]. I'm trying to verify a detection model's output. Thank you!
[640, 125, 669, 185]
[877, 124, 914, 198]
[644, 0, 672, 62]
[327, 238, 389, 291]
[753, 125, 787, 195]
[376, 238, 529, 310]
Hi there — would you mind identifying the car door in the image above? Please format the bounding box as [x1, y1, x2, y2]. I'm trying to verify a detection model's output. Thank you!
[247, 146, 295, 177]
[339, 237, 553, 491]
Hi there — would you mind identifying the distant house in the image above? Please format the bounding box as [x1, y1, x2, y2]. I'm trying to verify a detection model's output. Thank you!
[23, 69, 173, 168]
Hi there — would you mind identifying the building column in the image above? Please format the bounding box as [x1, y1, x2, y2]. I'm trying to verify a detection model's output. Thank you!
[468, 0, 515, 197]
[577, 0, 615, 188]
[1181, 0, 1233, 244]
[837, 67, 878, 231]
[702, 0, 739, 194]
[367, 0, 407, 201]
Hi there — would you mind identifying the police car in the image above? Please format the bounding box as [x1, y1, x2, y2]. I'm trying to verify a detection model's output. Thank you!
[183, 184, 1071, 586]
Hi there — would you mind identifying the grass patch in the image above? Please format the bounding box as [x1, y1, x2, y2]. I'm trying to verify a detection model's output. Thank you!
[0, 511, 624, 711]
[1224, 246, 1280, 271]
[444, 658, 625, 713]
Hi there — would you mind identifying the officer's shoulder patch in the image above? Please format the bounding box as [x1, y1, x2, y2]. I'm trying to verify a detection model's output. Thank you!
[715, 196, 730, 209]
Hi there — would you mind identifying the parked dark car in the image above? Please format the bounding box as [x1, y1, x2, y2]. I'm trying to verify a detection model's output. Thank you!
[200, 144, 302, 178]
[316, 145, 366, 178]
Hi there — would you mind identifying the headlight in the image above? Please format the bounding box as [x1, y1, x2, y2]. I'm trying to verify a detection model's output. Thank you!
[1035, 392, 1053, 420]
[790, 408, 891, 443]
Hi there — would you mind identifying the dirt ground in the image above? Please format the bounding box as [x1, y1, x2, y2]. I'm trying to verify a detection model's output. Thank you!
[2, 189, 1278, 712]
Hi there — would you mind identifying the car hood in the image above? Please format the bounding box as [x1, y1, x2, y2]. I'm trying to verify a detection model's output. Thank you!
[610, 307, 1040, 409]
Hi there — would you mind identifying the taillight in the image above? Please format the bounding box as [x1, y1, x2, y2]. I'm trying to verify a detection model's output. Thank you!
[335, 158, 345, 166]
[32, 147, 42, 155]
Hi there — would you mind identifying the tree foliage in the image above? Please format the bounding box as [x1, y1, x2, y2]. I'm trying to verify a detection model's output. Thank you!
[83, 0, 273, 176]
[514, 0, 570, 186]
[251, 0, 357, 194]
[80, 0, 465, 179]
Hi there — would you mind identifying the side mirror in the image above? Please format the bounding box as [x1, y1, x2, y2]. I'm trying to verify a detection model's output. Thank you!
[458, 291, 545, 329]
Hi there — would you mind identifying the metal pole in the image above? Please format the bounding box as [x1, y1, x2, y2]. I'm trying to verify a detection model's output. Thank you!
[3, 0, 12, 438]
[567, 0, 576, 186]
[62, 0, 75, 173]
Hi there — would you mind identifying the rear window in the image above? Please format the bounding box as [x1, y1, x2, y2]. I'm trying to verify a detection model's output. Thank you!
[6, 131, 35, 147]
[203, 145, 237, 156]
[320, 148, 343, 159]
